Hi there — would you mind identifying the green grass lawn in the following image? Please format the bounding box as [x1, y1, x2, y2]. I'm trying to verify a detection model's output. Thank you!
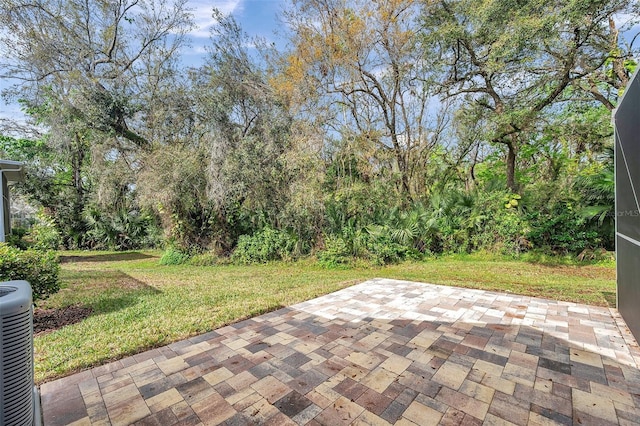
[33, 251, 615, 383]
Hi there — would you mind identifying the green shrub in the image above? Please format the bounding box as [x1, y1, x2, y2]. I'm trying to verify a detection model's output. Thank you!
[231, 227, 298, 264]
[438, 190, 531, 256]
[7, 227, 29, 250]
[0, 243, 60, 300]
[527, 202, 599, 254]
[467, 208, 531, 255]
[365, 235, 415, 265]
[317, 235, 351, 268]
[318, 226, 421, 267]
[188, 252, 223, 266]
[29, 213, 61, 251]
[84, 207, 161, 251]
[159, 246, 191, 265]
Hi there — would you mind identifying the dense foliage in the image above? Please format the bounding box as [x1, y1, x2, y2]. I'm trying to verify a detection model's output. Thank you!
[0, 243, 60, 300]
[0, 0, 635, 264]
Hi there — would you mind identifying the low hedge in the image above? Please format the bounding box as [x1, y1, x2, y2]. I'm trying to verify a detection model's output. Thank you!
[232, 227, 298, 264]
[0, 243, 60, 300]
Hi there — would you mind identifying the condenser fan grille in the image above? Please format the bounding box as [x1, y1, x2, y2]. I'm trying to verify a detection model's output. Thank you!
[0, 286, 17, 297]
[0, 281, 35, 426]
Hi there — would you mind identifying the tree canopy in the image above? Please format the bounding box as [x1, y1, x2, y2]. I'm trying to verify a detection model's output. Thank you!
[0, 0, 636, 260]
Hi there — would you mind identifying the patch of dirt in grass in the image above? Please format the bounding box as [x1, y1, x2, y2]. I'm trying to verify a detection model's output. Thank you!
[538, 264, 615, 280]
[34, 305, 93, 336]
[59, 252, 156, 263]
[601, 291, 617, 308]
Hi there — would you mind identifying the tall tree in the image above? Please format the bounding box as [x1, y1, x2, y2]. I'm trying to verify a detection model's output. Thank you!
[0, 0, 193, 146]
[0, 0, 193, 246]
[579, 17, 638, 110]
[423, 0, 635, 191]
[136, 11, 298, 251]
[281, 0, 445, 201]
[198, 12, 290, 244]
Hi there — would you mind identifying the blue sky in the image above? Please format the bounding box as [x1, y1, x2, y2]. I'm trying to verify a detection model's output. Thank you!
[192, 0, 284, 39]
[183, 0, 287, 63]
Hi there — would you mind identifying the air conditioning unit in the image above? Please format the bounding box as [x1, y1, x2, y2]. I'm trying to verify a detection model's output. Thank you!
[0, 280, 38, 426]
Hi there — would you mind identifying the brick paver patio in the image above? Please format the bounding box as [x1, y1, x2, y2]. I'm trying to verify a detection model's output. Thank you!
[40, 279, 640, 425]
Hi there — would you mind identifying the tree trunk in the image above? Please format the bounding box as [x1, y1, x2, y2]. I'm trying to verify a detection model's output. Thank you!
[67, 131, 87, 248]
[609, 18, 629, 89]
[506, 142, 517, 192]
[73, 132, 85, 205]
[393, 160, 413, 205]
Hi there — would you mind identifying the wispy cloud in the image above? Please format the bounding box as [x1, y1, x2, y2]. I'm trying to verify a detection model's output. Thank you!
[188, 0, 244, 38]
[183, 44, 208, 55]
